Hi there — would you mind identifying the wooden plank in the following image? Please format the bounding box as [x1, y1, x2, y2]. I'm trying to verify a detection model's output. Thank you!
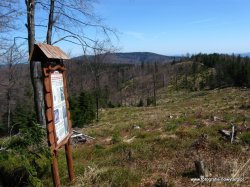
[68, 119, 72, 129]
[45, 93, 52, 108]
[49, 132, 55, 144]
[43, 68, 49, 77]
[67, 111, 70, 119]
[47, 122, 54, 133]
[51, 143, 55, 150]
[48, 65, 66, 71]
[54, 131, 73, 150]
[44, 77, 51, 93]
[46, 108, 53, 122]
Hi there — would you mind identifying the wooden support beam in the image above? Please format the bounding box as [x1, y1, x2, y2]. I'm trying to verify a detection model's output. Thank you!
[65, 139, 75, 183]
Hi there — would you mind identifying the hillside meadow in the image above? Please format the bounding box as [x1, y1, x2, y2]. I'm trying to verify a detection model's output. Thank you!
[50, 87, 250, 187]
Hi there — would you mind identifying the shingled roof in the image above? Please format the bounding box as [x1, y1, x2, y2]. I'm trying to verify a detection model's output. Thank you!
[29, 43, 69, 61]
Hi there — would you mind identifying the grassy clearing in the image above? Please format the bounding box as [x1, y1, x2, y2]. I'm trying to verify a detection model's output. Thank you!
[58, 87, 249, 186]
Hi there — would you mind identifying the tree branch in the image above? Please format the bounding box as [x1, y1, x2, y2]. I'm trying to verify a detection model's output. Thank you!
[53, 25, 95, 43]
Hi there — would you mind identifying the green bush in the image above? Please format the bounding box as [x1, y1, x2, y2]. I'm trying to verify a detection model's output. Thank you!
[137, 99, 144, 107]
[69, 91, 96, 128]
[111, 130, 122, 144]
[146, 96, 155, 106]
[165, 123, 178, 132]
[107, 101, 115, 108]
[0, 121, 6, 136]
[0, 123, 50, 186]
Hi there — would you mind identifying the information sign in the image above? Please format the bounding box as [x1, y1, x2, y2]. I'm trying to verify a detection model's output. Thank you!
[51, 71, 69, 144]
[30, 43, 74, 186]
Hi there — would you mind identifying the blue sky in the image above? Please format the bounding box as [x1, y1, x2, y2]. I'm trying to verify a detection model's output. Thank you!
[11, 0, 250, 57]
[92, 0, 250, 55]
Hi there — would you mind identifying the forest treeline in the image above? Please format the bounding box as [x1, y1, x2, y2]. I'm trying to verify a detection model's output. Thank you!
[0, 53, 250, 133]
[191, 53, 250, 88]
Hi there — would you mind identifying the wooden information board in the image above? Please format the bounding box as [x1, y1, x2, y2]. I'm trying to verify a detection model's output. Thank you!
[51, 71, 69, 144]
[30, 43, 74, 187]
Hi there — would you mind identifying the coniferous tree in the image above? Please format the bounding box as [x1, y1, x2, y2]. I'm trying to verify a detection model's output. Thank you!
[70, 92, 96, 128]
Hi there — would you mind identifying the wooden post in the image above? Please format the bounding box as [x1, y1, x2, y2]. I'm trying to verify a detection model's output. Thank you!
[51, 151, 61, 187]
[65, 139, 75, 182]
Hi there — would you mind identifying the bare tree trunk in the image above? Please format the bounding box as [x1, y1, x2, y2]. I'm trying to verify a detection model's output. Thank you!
[7, 47, 13, 134]
[153, 62, 157, 106]
[153, 74, 156, 106]
[46, 0, 54, 44]
[95, 75, 100, 121]
[96, 94, 99, 121]
[25, 0, 35, 55]
[33, 61, 46, 127]
[7, 92, 11, 134]
[26, 0, 46, 127]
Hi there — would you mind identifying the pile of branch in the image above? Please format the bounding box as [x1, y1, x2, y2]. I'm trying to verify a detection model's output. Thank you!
[218, 129, 236, 141]
[71, 130, 95, 145]
[218, 124, 237, 143]
[218, 122, 250, 143]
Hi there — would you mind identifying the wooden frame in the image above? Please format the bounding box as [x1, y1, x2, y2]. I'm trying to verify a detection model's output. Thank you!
[43, 65, 74, 186]
[44, 65, 72, 149]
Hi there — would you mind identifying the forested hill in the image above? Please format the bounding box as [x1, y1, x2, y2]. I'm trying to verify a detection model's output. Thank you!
[73, 52, 178, 64]
[111, 52, 177, 64]
[239, 52, 250, 57]
[0, 52, 249, 132]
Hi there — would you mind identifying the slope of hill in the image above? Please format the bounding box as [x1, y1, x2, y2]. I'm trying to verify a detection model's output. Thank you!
[111, 52, 177, 64]
[1, 52, 250, 186]
[58, 87, 250, 186]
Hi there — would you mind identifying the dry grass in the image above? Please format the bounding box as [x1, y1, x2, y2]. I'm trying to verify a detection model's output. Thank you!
[63, 87, 250, 186]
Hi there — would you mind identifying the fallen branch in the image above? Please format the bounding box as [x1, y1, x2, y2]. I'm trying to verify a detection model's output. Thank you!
[232, 158, 250, 178]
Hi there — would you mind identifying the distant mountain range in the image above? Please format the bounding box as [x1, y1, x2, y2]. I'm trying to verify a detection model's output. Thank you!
[111, 52, 178, 64]
[239, 52, 250, 57]
[72, 52, 179, 64]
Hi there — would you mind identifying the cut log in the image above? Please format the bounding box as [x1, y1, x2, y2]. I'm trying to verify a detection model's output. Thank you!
[194, 160, 205, 177]
[154, 178, 168, 187]
[218, 128, 237, 142]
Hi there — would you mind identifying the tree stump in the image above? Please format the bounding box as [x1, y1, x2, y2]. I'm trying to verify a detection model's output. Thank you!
[194, 160, 205, 177]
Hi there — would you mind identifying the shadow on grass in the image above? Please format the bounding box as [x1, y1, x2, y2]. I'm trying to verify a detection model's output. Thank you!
[182, 170, 198, 178]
